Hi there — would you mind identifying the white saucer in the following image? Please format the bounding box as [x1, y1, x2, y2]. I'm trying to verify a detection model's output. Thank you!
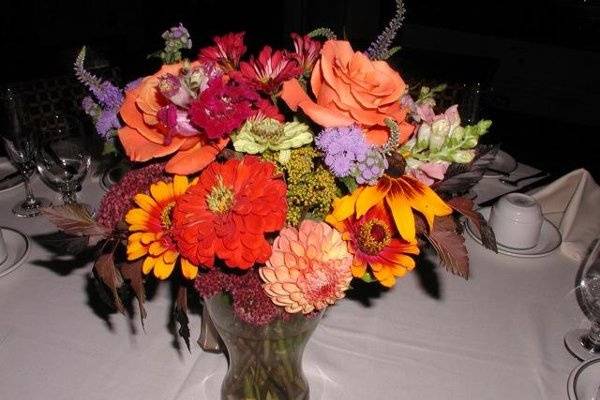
[466, 207, 562, 258]
[0, 227, 30, 278]
[564, 329, 600, 361]
[568, 356, 600, 400]
[483, 150, 518, 178]
[0, 157, 23, 193]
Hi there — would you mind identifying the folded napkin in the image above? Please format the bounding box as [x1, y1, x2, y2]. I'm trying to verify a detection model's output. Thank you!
[530, 169, 600, 262]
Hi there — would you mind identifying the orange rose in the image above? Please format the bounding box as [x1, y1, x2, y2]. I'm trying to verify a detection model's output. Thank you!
[118, 63, 227, 175]
[281, 40, 413, 146]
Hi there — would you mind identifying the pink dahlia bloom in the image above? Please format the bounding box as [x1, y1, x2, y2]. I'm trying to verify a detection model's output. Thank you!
[260, 220, 353, 314]
[198, 32, 247, 72]
[237, 46, 302, 95]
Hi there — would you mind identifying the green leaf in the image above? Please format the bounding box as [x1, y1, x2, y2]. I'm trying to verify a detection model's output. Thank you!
[340, 175, 358, 193]
[360, 271, 376, 283]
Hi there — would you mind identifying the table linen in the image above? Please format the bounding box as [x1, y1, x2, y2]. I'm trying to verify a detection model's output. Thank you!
[0, 171, 587, 400]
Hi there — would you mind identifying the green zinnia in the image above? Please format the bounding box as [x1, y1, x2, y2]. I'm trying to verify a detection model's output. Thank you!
[232, 118, 313, 164]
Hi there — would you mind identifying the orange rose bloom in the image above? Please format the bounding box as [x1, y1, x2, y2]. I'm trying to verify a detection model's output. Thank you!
[281, 40, 413, 146]
[118, 63, 228, 175]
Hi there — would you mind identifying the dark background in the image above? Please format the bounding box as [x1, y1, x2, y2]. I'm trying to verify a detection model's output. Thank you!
[2, 0, 599, 178]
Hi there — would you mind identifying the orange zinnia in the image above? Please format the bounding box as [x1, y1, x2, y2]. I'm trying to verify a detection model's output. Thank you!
[326, 175, 452, 242]
[125, 176, 199, 279]
[118, 63, 228, 175]
[172, 156, 287, 269]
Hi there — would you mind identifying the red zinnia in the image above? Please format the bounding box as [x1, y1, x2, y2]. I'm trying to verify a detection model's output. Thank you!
[189, 77, 259, 139]
[172, 156, 287, 269]
[198, 32, 246, 72]
[237, 46, 302, 95]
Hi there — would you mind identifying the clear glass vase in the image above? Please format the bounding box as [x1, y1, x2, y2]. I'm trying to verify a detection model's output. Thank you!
[204, 295, 322, 400]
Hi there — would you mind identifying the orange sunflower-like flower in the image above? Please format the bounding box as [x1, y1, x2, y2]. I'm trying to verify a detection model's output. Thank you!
[125, 176, 199, 280]
[259, 220, 353, 313]
[327, 202, 419, 287]
[172, 156, 287, 269]
[326, 175, 452, 243]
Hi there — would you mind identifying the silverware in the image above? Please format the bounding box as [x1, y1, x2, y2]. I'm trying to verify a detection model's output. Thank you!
[499, 171, 549, 186]
[477, 173, 554, 208]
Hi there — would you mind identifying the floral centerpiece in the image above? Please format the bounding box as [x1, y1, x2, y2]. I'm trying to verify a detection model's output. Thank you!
[45, 2, 498, 399]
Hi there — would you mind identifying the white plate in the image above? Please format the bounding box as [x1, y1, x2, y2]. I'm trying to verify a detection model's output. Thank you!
[466, 207, 562, 258]
[0, 227, 30, 278]
[568, 357, 600, 400]
[483, 150, 518, 178]
[0, 157, 23, 193]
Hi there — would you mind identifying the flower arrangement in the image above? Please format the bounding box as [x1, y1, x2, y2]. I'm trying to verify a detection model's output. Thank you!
[45, 1, 499, 398]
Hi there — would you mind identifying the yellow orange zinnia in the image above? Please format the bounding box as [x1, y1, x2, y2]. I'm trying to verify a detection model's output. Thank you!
[326, 175, 452, 242]
[125, 176, 198, 280]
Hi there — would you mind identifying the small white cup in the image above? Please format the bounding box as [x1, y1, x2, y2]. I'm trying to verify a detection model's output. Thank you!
[488, 193, 543, 249]
[0, 229, 8, 266]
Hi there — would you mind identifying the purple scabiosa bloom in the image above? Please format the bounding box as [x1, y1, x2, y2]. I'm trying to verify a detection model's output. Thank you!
[91, 81, 123, 110]
[315, 125, 369, 178]
[352, 148, 388, 185]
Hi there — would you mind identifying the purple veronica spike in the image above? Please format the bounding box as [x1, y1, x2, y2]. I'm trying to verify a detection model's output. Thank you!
[366, 0, 406, 60]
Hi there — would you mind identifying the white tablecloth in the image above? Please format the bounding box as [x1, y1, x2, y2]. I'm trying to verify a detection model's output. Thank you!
[0, 169, 585, 400]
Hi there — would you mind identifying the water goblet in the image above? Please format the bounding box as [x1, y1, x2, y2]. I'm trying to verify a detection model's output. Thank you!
[564, 239, 600, 360]
[36, 116, 91, 204]
[1, 88, 51, 217]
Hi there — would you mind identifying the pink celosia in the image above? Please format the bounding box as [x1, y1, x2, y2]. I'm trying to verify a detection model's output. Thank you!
[198, 32, 247, 72]
[259, 220, 353, 314]
[237, 46, 302, 95]
[96, 163, 166, 230]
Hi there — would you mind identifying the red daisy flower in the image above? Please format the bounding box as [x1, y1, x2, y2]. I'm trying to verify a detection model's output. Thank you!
[172, 156, 287, 269]
[198, 32, 247, 72]
[328, 203, 420, 287]
[237, 46, 303, 95]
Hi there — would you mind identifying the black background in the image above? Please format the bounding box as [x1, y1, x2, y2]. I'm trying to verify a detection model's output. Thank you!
[2, 0, 599, 178]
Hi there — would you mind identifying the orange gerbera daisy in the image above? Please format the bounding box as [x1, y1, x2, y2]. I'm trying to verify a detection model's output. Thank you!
[172, 156, 287, 269]
[125, 176, 199, 279]
[326, 175, 452, 242]
[327, 202, 419, 287]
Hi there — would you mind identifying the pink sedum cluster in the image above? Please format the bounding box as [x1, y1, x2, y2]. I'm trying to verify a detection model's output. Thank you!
[260, 220, 353, 314]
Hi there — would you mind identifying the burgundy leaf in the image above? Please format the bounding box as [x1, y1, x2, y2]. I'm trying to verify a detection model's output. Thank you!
[94, 252, 125, 314]
[43, 204, 111, 239]
[175, 286, 191, 352]
[425, 215, 470, 279]
[447, 197, 498, 253]
[120, 260, 147, 326]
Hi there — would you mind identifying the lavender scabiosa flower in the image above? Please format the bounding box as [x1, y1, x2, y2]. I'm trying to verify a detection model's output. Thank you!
[95, 109, 120, 138]
[352, 148, 388, 185]
[315, 125, 369, 178]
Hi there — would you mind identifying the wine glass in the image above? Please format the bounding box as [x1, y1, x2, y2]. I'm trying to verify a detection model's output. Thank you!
[0, 87, 51, 217]
[36, 115, 91, 204]
[564, 239, 600, 360]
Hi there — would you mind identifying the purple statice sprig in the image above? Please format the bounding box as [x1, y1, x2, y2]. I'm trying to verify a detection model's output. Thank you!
[352, 148, 388, 185]
[365, 0, 406, 60]
[316, 125, 369, 178]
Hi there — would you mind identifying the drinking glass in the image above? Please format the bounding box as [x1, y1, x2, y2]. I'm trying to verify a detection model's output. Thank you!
[36, 115, 91, 204]
[565, 239, 600, 360]
[0, 87, 51, 217]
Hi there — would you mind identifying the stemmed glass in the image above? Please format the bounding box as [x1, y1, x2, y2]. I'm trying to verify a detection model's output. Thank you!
[1, 87, 51, 217]
[565, 239, 600, 360]
[36, 115, 91, 204]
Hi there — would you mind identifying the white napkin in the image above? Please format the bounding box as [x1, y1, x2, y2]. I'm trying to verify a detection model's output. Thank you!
[530, 169, 600, 262]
